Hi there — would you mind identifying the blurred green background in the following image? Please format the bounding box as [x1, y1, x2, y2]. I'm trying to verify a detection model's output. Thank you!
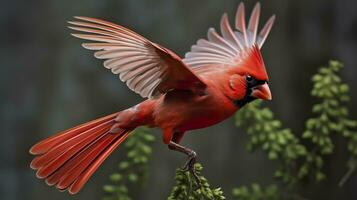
[1, 0, 357, 199]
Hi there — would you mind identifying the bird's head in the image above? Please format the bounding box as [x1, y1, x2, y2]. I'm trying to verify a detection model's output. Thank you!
[229, 45, 271, 107]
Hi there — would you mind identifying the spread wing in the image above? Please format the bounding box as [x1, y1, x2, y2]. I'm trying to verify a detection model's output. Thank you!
[183, 2, 275, 75]
[68, 17, 206, 98]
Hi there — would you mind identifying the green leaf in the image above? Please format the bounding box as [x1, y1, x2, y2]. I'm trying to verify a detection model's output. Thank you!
[316, 172, 326, 182]
[109, 173, 122, 182]
[168, 163, 226, 200]
[268, 151, 278, 160]
[119, 161, 130, 170]
[103, 185, 116, 193]
[128, 173, 138, 183]
[102, 128, 155, 200]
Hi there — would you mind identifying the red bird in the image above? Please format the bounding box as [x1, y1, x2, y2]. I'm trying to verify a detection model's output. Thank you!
[30, 2, 275, 194]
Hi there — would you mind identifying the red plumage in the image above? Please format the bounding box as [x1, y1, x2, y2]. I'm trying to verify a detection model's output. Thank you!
[30, 113, 131, 194]
[30, 2, 275, 194]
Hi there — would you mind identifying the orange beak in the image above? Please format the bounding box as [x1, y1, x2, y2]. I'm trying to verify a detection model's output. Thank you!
[251, 83, 272, 100]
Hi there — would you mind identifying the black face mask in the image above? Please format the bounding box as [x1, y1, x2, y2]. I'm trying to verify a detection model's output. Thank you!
[232, 75, 265, 107]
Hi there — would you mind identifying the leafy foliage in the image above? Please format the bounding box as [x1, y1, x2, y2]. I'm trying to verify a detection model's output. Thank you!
[235, 60, 357, 199]
[232, 184, 280, 200]
[235, 100, 306, 185]
[302, 61, 357, 184]
[102, 127, 155, 200]
[168, 163, 226, 200]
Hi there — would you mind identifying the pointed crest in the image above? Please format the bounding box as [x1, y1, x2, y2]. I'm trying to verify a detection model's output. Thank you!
[237, 45, 269, 81]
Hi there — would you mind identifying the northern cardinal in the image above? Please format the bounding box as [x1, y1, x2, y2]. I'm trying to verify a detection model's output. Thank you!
[30, 2, 275, 194]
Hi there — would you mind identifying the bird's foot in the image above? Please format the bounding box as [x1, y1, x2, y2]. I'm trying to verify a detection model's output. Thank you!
[167, 141, 201, 188]
[181, 150, 201, 187]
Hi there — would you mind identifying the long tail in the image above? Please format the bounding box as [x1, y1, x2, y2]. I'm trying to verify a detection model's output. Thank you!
[29, 112, 132, 194]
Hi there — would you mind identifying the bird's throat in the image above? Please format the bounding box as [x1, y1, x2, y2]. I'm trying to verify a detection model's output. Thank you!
[233, 96, 256, 108]
[232, 87, 256, 107]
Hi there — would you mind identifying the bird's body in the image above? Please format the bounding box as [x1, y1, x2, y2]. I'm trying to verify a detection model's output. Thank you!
[119, 72, 240, 143]
[30, 2, 275, 194]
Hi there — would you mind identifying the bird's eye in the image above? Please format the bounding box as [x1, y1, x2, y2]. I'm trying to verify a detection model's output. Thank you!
[246, 75, 253, 82]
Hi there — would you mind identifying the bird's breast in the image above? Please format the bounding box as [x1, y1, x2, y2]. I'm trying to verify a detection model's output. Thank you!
[153, 86, 238, 131]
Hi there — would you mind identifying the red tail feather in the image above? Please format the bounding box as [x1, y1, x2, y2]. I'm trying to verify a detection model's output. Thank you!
[30, 113, 132, 194]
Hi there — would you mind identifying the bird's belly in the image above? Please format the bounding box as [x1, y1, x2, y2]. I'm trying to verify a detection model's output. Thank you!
[154, 91, 237, 132]
[179, 112, 227, 131]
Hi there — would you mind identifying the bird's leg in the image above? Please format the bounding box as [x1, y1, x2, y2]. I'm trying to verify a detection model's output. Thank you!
[168, 141, 201, 186]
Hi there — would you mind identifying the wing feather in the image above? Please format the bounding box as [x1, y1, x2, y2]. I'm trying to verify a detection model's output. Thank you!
[247, 3, 261, 45]
[220, 13, 244, 50]
[235, 3, 249, 47]
[69, 17, 206, 98]
[127, 66, 161, 94]
[119, 62, 157, 81]
[81, 43, 132, 50]
[257, 15, 276, 48]
[183, 2, 275, 75]
[207, 28, 238, 54]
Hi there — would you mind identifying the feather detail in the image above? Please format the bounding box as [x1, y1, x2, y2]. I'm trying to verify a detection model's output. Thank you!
[29, 113, 118, 155]
[30, 113, 132, 194]
[183, 2, 275, 76]
[69, 16, 206, 98]
[220, 13, 243, 50]
[247, 2, 261, 45]
[235, 2, 249, 46]
[257, 15, 276, 48]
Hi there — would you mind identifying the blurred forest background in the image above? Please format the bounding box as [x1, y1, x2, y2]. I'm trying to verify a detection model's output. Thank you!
[1, 0, 357, 199]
